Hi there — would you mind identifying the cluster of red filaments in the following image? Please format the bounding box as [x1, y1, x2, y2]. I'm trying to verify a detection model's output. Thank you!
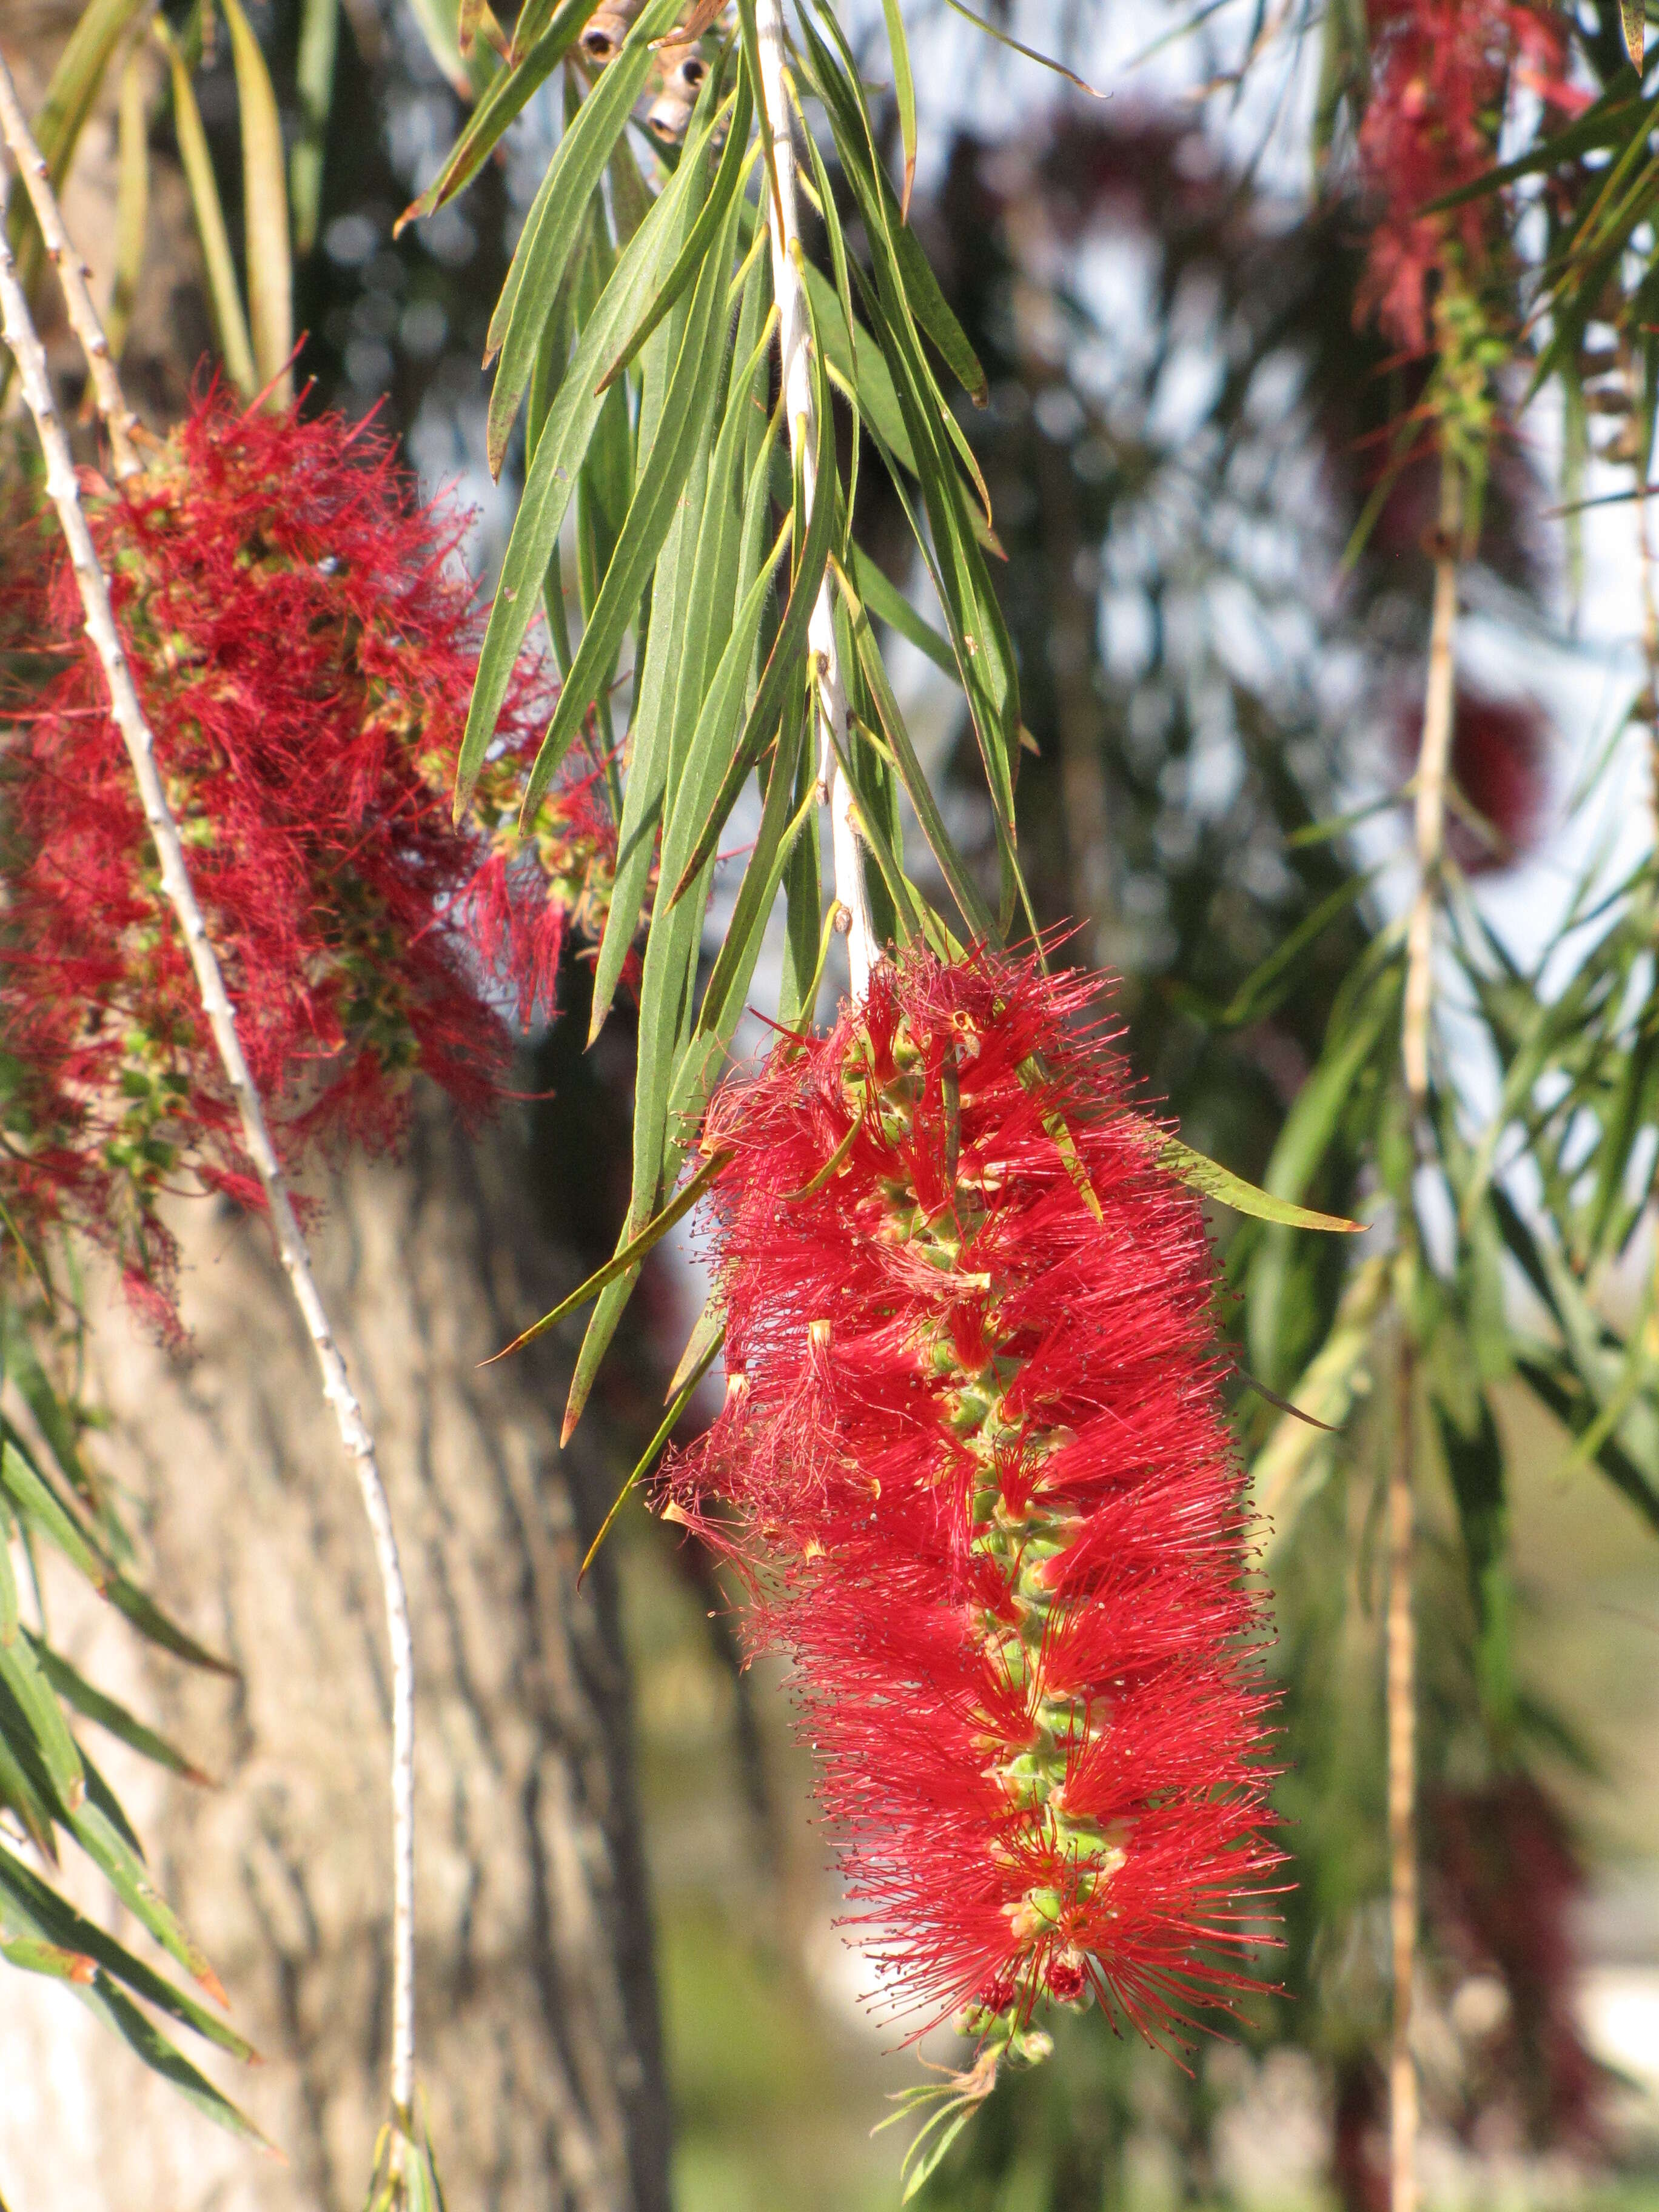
[0, 389, 636, 1316]
[1356, 0, 1579, 353]
[665, 948, 1279, 2060]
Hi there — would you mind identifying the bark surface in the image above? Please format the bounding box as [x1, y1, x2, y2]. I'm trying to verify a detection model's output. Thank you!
[0, 1087, 671, 2212]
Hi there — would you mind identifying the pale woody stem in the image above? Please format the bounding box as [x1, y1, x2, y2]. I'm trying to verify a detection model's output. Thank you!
[0, 94, 418, 2133]
[1387, 1326, 1419, 2212]
[1390, 454, 1462, 2212]
[752, 0, 876, 1002]
[0, 53, 141, 481]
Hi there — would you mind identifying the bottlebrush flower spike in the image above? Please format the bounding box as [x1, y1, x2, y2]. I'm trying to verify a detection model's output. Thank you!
[662, 947, 1280, 2082]
[1355, 0, 1579, 353]
[0, 386, 619, 1310]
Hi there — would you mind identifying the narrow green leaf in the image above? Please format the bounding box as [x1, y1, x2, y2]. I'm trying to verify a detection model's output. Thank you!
[0, 1842, 253, 2058]
[850, 545, 954, 680]
[28, 1636, 210, 1785]
[1, 1933, 96, 1982]
[939, 0, 1106, 95]
[0, 1439, 104, 1587]
[487, 1144, 732, 1362]
[458, 115, 712, 811]
[484, 0, 683, 475]
[667, 306, 842, 904]
[664, 509, 799, 906]
[155, 19, 257, 396]
[879, 0, 918, 218]
[222, 0, 293, 402]
[837, 560, 995, 940]
[600, 71, 757, 390]
[696, 697, 815, 1037]
[67, 1791, 224, 1999]
[104, 50, 151, 367]
[578, 1324, 725, 1583]
[289, 0, 338, 253]
[0, 0, 146, 374]
[0, 1634, 84, 1811]
[104, 1574, 237, 1676]
[397, 0, 595, 229]
[0, 1502, 17, 1647]
[801, 5, 987, 404]
[1215, 870, 1380, 1029]
[84, 1976, 266, 2142]
[520, 193, 742, 820]
[805, 261, 916, 472]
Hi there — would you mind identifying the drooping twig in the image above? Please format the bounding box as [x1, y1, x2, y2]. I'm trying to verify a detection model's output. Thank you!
[1389, 455, 1463, 2212]
[1401, 467, 1463, 1110]
[1387, 1319, 1419, 2212]
[0, 53, 141, 481]
[0, 126, 418, 2145]
[752, 0, 876, 1002]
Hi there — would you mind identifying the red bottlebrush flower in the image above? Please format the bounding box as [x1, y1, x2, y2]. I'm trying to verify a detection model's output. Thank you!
[0, 386, 606, 1305]
[662, 948, 1280, 2063]
[1355, 0, 1580, 353]
[1392, 685, 1552, 874]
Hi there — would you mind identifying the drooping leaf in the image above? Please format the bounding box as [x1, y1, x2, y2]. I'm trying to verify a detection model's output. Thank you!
[222, 0, 293, 402]
[104, 49, 150, 366]
[289, 0, 338, 253]
[483, 0, 685, 475]
[155, 18, 257, 397]
[457, 136, 709, 809]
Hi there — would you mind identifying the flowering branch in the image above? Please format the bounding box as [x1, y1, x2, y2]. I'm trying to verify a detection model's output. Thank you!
[752, 0, 876, 1002]
[0, 55, 141, 483]
[0, 111, 420, 2151]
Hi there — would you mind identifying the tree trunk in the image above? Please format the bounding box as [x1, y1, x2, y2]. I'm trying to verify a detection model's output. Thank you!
[0, 1084, 671, 2212]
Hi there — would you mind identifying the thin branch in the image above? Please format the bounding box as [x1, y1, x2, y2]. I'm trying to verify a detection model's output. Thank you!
[1389, 452, 1461, 2212]
[1401, 464, 1463, 1112]
[1387, 1324, 1419, 2212]
[0, 53, 141, 481]
[752, 0, 876, 1002]
[0, 144, 418, 2142]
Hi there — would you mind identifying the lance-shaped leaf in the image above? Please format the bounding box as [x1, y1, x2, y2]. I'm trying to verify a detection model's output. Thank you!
[397, 0, 596, 228]
[0, 1631, 84, 1812]
[589, 259, 776, 1039]
[289, 0, 339, 253]
[457, 143, 711, 809]
[599, 67, 757, 390]
[579, 1322, 726, 1582]
[486, 1145, 732, 1362]
[29, 1636, 211, 1785]
[105, 50, 151, 366]
[156, 18, 257, 397]
[666, 309, 841, 906]
[879, 0, 918, 218]
[520, 193, 743, 820]
[0, 0, 148, 354]
[223, 0, 293, 403]
[565, 340, 783, 1441]
[484, 0, 685, 475]
[836, 560, 994, 940]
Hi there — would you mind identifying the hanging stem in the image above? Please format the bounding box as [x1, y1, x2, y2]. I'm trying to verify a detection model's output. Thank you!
[1389, 449, 1462, 2212]
[1387, 1317, 1419, 2212]
[0, 109, 418, 2146]
[0, 55, 142, 481]
[752, 0, 876, 1002]
[1401, 462, 1463, 1110]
